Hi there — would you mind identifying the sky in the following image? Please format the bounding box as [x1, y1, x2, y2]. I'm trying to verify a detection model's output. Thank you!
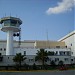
[0, 0, 75, 41]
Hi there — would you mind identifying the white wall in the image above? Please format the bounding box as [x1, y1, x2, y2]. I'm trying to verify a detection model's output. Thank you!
[0, 41, 6, 55]
[13, 41, 35, 48]
[59, 33, 75, 56]
[14, 48, 70, 56]
[0, 55, 75, 66]
[0, 41, 35, 55]
[14, 48, 38, 55]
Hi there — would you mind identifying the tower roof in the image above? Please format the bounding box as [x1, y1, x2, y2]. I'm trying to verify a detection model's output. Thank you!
[0, 16, 22, 25]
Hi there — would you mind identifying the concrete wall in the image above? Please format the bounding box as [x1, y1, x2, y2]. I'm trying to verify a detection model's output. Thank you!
[35, 41, 65, 49]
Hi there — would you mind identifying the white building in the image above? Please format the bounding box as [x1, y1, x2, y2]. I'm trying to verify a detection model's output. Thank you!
[58, 30, 75, 56]
[0, 17, 75, 66]
[0, 40, 71, 56]
[0, 30, 75, 65]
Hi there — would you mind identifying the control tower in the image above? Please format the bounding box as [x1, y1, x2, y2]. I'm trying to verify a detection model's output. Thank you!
[0, 17, 22, 55]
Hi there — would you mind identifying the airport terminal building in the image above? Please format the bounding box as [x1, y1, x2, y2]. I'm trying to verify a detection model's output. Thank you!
[0, 30, 75, 66]
[0, 17, 75, 66]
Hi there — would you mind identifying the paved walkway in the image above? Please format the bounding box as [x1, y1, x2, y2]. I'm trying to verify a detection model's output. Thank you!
[0, 70, 75, 75]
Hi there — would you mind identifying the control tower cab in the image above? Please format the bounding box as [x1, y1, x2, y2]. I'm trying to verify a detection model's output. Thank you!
[0, 17, 22, 55]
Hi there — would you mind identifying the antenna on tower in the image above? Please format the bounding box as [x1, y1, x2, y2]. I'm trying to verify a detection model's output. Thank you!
[16, 14, 18, 18]
[18, 28, 21, 47]
[10, 13, 11, 17]
[46, 30, 48, 41]
[46, 29, 50, 48]
[13, 28, 21, 47]
[5, 13, 6, 17]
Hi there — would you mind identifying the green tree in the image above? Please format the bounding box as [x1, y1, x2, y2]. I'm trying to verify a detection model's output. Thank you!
[32, 63, 37, 70]
[58, 60, 64, 66]
[50, 60, 56, 68]
[13, 53, 26, 70]
[35, 49, 49, 69]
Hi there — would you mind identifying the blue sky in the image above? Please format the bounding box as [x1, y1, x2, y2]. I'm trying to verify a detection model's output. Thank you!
[0, 0, 74, 41]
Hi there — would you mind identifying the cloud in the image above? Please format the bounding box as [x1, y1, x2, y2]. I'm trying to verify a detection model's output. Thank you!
[46, 0, 74, 15]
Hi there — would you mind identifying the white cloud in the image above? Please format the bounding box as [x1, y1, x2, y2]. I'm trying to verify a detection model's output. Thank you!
[46, 0, 74, 15]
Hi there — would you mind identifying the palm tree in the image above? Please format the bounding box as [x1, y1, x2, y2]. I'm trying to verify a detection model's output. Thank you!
[35, 49, 49, 69]
[58, 60, 64, 66]
[50, 60, 56, 68]
[13, 53, 26, 70]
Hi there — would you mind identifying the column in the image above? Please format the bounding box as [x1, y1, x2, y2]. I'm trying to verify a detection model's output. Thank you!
[6, 30, 13, 55]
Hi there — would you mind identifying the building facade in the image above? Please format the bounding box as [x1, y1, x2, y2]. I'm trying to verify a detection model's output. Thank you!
[0, 31, 75, 66]
[58, 30, 75, 56]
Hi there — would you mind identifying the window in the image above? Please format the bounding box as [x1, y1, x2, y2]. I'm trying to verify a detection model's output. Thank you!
[59, 51, 64, 55]
[0, 48, 2, 51]
[0, 55, 3, 61]
[64, 58, 69, 61]
[8, 57, 9, 59]
[71, 52, 73, 54]
[55, 58, 59, 62]
[71, 59, 73, 61]
[4, 48, 6, 51]
[29, 59, 34, 62]
[64, 52, 65, 55]
[59, 52, 62, 55]
[49, 58, 51, 61]
[11, 20, 17, 24]
[66, 51, 70, 56]
[0, 53, 2, 56]
[66, 46, 67, 48]
[4, 20, 10, 26]
[11, 20, 17, 26]
[56, 46, 60, 48]
[59, 51, 66, 56]
[48, 51, 55, 56]
[24, 51, 26, 55]
[71, 44, 72, 46]
[55, 51, 58, 55]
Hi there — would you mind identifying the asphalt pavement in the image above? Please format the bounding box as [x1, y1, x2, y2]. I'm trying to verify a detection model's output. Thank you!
[0, 70, 75, 75]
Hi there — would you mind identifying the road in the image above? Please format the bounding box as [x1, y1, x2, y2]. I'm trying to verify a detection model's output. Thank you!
[0, 70, 75, 75]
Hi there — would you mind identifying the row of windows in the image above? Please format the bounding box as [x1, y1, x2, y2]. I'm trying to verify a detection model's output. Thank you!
[46, 46, 67, 48]
[23, 51, 71, 56]
[0, 53, 74, 62]
[2, 20, 19, 27]
[28, 58, 74, 62]
[48, 58, 74, 62]
[0, 48, 6, 51]
[48, 51, 71, 56]
[59, 51, 71, 56]
[56, 45, 72, 48]
[4, 20, 18, 25]
[0, 49, 71, 56]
